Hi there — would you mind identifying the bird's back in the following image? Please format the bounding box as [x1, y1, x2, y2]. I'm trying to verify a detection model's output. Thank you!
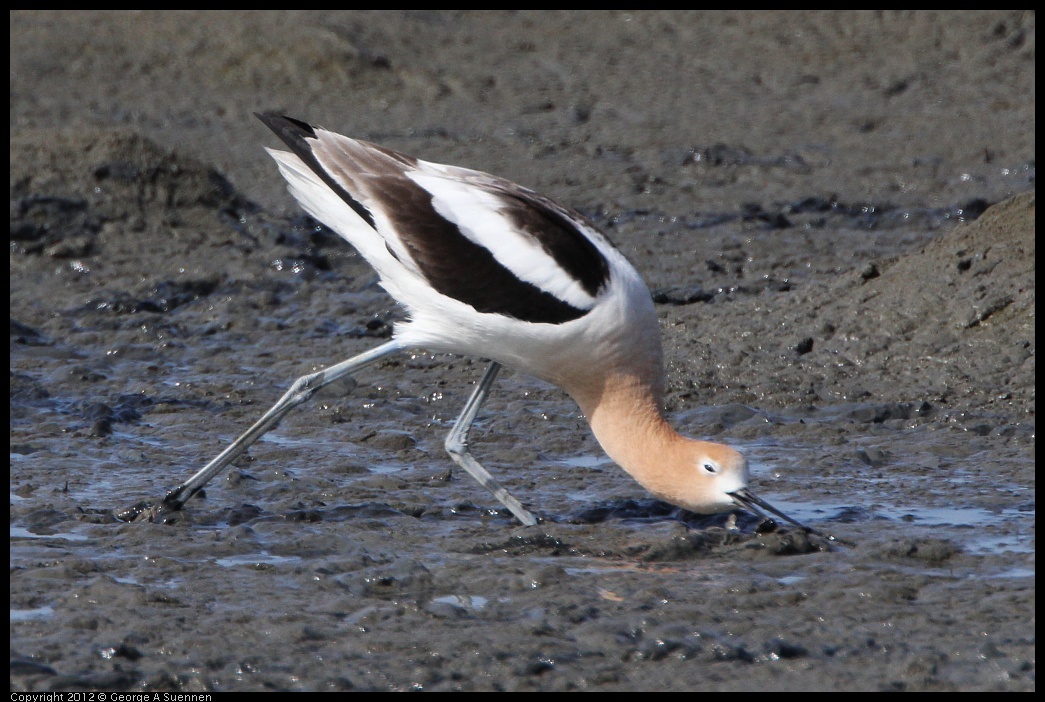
[259, 113, 660, 387]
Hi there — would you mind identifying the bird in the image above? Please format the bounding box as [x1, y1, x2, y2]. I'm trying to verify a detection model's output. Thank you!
[117, 112, 819, 536]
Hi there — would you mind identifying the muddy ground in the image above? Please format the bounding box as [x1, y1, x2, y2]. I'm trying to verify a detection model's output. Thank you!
[10, 11, 1035, 691]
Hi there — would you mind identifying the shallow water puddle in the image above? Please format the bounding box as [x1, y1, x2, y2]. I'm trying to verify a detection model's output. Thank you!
[214, 551, 303, 568]
[10, 606, 56, 623]
[430, 594, 489, 611]
[10, 526, 90, 542]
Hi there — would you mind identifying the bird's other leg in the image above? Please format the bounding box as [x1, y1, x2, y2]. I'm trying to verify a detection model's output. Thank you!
[116, 340, 405, 522]
[444, 361, 538, 526]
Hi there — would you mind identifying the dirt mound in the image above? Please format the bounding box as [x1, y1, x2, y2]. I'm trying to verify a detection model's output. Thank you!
[666, 193, 1035, 422]
[855, 192, 1033, 341]
[830, 193, 1035, 415]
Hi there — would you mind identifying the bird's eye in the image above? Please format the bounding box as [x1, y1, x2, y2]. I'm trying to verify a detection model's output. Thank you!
[702, 463, 718, 474]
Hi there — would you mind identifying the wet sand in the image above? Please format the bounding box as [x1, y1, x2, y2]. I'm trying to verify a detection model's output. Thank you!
[10, 11, 1035, 691]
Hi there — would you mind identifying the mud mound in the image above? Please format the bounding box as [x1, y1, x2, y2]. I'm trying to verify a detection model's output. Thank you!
[856, 193, 1033, 340]
[11, 128, 244, 251]
[830, 193, 1035, 415]
[662, 193, 1035, 424]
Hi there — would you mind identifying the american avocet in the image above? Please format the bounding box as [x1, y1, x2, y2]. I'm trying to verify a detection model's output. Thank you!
[118, 113, 818, 534]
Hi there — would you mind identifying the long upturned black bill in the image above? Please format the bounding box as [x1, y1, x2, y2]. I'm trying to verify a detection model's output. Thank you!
[729, 487, 824, 537]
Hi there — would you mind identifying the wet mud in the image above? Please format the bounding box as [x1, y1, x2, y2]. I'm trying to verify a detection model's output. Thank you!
[10, 11, 1035, 691]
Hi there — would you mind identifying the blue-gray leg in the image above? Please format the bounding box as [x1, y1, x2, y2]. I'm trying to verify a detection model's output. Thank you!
[117, 340, 405, 522]
[444, 361, 538, 526]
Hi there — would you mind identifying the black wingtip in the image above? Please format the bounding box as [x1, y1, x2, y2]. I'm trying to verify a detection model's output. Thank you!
[255, 112, 379, 231]
[255, 112, 318, 146]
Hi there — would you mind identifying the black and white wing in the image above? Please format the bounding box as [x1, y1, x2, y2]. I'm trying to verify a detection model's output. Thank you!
[258, 113, 617, 325]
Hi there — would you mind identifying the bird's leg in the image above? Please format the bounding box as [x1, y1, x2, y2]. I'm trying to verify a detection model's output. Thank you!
[444, 361, 539, 526]
[115, 340, 405, 523]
